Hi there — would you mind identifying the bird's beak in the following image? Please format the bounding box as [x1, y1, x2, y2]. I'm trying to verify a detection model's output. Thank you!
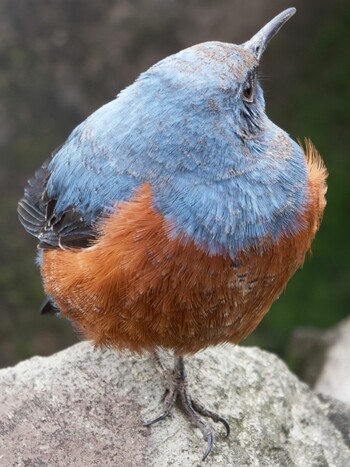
[242, 8, 296, 61]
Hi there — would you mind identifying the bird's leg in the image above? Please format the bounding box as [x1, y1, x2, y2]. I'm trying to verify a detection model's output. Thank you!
[144, 352, 230, 460]
[147, 350, 178, 421]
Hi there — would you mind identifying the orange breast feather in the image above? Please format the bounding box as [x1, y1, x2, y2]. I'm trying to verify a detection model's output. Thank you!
[41, 141, 327, 354]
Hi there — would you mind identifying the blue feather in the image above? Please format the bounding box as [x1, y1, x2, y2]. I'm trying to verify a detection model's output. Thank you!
[44, 41, 308, 258]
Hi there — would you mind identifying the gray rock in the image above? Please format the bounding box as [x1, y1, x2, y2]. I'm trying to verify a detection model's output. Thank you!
[314, 317, 350, 405]
[317, 393, 350, 450]
[288, 327, 330, 387]
[290, 317, 350, 405]
[0, 342, 349, 466]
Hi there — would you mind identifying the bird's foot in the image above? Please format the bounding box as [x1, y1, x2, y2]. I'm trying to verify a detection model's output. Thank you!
[144, 352, 230, 461]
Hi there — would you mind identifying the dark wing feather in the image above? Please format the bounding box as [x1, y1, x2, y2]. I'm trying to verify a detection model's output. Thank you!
[17, 162, 49, 236]
[40, 298, 60, 315]
[18, 156, 99, 250]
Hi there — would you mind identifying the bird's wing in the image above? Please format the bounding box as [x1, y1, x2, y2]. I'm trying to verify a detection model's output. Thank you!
[18, 100, 142, 250]
[18, 137, 141, 249]
[18, 155, 100, 249]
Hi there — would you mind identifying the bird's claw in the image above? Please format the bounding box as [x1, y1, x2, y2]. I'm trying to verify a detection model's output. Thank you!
[144, 352, 230, 461]
[191, 397, 230, 437]
[143, 411, 171, 426]
[202, 432, 214, 462]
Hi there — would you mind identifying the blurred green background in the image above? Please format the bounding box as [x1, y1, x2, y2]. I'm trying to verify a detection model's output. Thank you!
[0, 0, 349, 368]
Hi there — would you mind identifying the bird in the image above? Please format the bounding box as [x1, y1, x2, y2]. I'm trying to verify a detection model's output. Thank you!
[18, 7, 327, 460]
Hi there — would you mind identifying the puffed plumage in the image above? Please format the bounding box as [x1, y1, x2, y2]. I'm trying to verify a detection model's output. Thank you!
[18, 8, 327, 459]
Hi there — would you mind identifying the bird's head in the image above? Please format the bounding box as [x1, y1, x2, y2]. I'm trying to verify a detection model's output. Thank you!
[134, 8, 296, 146]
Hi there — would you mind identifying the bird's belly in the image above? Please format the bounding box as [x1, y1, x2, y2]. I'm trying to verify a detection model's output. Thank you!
[41, 184, 320, 354]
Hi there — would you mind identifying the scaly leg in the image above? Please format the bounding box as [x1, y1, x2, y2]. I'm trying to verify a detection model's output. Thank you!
[144, 352, 230, 461]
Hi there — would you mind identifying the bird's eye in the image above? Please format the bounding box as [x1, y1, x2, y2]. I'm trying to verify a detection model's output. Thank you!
[243, 73, 255, 103]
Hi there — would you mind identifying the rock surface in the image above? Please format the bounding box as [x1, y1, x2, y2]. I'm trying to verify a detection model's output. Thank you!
[290, 317, 350, 404]
[314, 317, 350, 404]
[0, 342, 349, 466]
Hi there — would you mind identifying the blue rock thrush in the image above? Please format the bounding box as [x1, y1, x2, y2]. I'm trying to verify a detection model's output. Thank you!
[18, 8, 327, 460]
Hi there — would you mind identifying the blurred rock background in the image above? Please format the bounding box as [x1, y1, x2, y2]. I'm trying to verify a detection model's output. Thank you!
[0, 0, 349, 369]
